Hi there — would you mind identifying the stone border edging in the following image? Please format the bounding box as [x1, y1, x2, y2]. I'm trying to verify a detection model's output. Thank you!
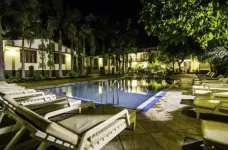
[137, 80, 180, 114]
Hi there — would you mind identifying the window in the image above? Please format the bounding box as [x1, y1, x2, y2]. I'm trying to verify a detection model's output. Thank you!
[20, 50, 37, 63]
[54, 53, 65, 64]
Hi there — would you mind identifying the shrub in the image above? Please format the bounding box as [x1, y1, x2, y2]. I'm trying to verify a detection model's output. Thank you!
[34, 74, 43, 81]
[15, 71, 21, 82]
[67, 72, 77, 78]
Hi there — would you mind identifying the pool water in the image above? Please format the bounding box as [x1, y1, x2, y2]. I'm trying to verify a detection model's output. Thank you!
[41, 79, 169, 109]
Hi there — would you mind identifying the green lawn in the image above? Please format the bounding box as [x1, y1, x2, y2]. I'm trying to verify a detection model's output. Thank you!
[17, 75, 123, 89]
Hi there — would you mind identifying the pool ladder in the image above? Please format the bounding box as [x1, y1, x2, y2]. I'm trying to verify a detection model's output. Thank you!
[101, 80, 120, 106]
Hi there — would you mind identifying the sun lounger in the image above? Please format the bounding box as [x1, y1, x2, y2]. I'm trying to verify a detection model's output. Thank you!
[201, 120, 228, 149]
[182, 114, 228, 150]
[194, 72, 219, 81]
[0, 92, 81, 125]
[181, 92, 228, 106]
[194, 99, 228, 118]
[1, 94, 131, 150]
[192, 85, 228, 95]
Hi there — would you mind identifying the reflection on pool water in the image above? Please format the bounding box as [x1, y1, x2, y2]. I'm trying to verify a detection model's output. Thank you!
[41, 79, 169, 109]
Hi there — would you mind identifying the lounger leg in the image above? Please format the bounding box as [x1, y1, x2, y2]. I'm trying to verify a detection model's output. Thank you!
[37, 142, 50, 150]
[0, 106, 6, 123]
[4, 126, 26, 150]
[196, 112, 200, 119]
[0, 112, 4, 123]
[203, 144, 213, 150]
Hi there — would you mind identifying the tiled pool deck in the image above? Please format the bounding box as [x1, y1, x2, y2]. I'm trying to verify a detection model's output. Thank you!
[0, 74, 202, 150]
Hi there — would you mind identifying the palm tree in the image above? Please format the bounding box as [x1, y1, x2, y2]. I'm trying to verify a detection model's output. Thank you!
[0, 0, 39, 80]
[0, 18, 4, 81]
[88, 34, 96, 75]
[0, 0, 14, 80]
[115, 19, 138, 74]
[78, 24, 95, 75]
[95, 14, 116, 75]
[9, 0, 39, 78]
[64, 10, 81, 74]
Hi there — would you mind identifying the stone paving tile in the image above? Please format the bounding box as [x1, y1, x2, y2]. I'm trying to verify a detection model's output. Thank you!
[138, 119, 171, 133]
[120, 134, 163, 150]
[147, 109, 174, 121]
[136, 113, 158, 121]
[101, 137, 124, 150]
[161, 116, 196, 130]
[177, 116, 201, 129]
[120, 122, 147, 136]
[150, 130, 185, 150]
[175, 128, 202, 142]
[169, 110, 184, 117]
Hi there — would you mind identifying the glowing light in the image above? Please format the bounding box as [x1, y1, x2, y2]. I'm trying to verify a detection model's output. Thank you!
[99, 58, 103, 66]
[184, 59, 191, 62]
[66, 54, 71, 61]
[6, 48, 18, 56]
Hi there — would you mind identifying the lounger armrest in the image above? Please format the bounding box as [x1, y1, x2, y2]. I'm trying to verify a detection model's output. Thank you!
[26, 98, 68, 109]
[44, 104, 81, 119]
[212, 101, 228, 113]
[43, 101, 95, 119]
[79, 109, 130, 149]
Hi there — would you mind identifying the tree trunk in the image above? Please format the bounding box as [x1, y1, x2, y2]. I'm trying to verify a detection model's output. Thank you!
[102, 41, 105, 75]
[116, 55, 119, 75]
[21, 37, 25, 78]
[90, 56, 93, 74]
[58, 30, 63, 78]
[49, 66, 52, 78]
[209, 63, 213, 72]
[81, 39, 85, 75]
[42, 68, 44, 77]
[122, 54, 125, 74]
[177, 60, 184, 73]
[48, 41, 52, 78]
[71, 39, 74, 73]
[125, 54, 129, 70]
[0, 19, 5, 81]
[172, 60, 175, 72]
[108, 53, 110, 74]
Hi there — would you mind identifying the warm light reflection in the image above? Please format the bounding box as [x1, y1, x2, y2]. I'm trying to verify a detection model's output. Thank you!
[66, 87, 72, 97]
[99, 84, 102, 94]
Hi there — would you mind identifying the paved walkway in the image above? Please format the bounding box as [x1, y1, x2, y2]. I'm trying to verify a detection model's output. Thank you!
[0, 74, 201, 150]
[101, 74, 201, 150]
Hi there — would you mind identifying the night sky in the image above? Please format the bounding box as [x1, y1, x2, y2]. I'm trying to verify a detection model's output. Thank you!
[67, 0, 158, 48]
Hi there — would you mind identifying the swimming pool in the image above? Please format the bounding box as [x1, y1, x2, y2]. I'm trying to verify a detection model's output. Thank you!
[41, 78, 169, 110]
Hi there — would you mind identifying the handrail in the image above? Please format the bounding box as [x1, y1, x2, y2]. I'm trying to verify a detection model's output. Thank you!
[101, 80, 108, 104]
[112, 80, 120, 106]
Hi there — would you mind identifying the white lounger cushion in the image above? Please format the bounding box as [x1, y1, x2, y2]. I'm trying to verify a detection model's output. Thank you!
[202, 120, 228, 146]
[58, 115, 114, 135]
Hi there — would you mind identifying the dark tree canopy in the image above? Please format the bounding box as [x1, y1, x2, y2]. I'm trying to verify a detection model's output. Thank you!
[139, 0, 228, 48]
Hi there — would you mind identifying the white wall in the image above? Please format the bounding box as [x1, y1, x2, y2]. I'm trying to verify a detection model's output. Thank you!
[4, 46, 71, 71]
[12, 39, 71, 53]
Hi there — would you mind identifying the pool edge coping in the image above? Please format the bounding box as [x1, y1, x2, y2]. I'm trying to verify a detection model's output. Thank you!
[136, 80, 180, 114]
